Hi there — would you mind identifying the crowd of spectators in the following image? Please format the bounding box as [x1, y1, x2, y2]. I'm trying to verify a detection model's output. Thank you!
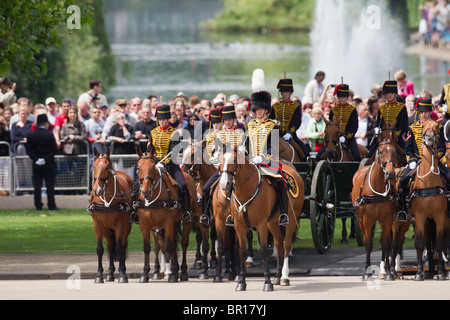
[415, 0, 450, 48]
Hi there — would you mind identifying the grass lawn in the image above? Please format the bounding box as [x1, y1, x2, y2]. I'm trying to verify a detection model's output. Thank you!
[0, 209, 415, 254]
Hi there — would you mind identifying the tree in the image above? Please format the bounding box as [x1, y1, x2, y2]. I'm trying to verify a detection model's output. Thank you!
[0, 0, 93, 81]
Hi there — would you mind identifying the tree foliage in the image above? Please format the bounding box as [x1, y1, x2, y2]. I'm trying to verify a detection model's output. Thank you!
[0, 0, 93, 81]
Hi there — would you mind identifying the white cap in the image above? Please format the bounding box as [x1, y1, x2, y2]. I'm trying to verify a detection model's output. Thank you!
[45, 97, 57, 105]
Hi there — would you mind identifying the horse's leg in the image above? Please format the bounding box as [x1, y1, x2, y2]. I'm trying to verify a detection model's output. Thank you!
[246, 230, 254, 268]
[180, 221, 191, 281]
[380, 215, 394, 281]
[151, 233, 163, 280]
[269, 222, 285, 286]
[235, 223, 248, 291]
[341, 218, 348, 244]
[435, 212, 447, 280]
[199, 224, 210, 280]
[414, 213, 426, 281]
[361, 213, 374, 281]
[165, 223, 179, 283]
[210, 225, 218, 269]
[106, 229, 116, 282]
[139, 222, 151, 283]
[116, 232, 129, 283]
[194, 229, 203, 269]
[93, 221, 104, 283]
[214, 226, 225, 283]
[424, 219, 435, 279]
[258, 226, 273, 292]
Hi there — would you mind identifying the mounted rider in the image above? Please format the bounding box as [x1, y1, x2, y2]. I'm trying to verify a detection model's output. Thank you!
[397, 97, 450, 221]
[130, 104, 192, 224]
[317, 84, 361, 161]
[270, 76, 310, 160]
[244, 69, 290, 226]
[200, 105, 245, 226]
[367, 79, 408, 163]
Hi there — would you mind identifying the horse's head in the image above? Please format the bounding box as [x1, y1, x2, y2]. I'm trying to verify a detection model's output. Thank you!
[92, 148, 112, 197]
[219, 144, 246, 196]
[377, 139, 396, 181]
[422, 119, 442, 149]
[181, 141, 203, 175]
[324, 119, 340, 159]
[378, 118, 397, 143]
[137, 151, 159, 200]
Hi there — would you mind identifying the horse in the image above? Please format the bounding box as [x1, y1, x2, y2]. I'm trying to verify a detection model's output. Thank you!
[279, 138, 303, 163]
[322, 119, 368, 244]
[89, 148, 134, 283]
[219, 146, 304, 291]
[135, 148, 203, 283]
[409, 119, 447, 281]
[352, 139, 397, 281]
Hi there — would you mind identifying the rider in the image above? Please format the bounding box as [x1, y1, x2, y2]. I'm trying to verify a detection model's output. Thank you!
[129, 104, 192, 224]
[245, 69, 290, 226]
[270, 77, 310, 160]
[367, 80, 408, 161]
[397, 97, 449, 221]
[201, 105, 245, 226]
[317, 84, 361, 161]
[204, 108, 222, 159]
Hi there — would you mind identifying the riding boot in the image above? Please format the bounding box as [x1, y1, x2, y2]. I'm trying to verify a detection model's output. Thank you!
[181, 191, 192, 223]
[200, 193, 211, 227]
[277, 180, 289, 226]
[396, 191, 408, 222]
[129, 181, 140, 224]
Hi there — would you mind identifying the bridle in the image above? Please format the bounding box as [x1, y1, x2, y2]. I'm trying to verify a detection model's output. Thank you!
[93, 155, 112, 195]
[137, 155, 163, 206]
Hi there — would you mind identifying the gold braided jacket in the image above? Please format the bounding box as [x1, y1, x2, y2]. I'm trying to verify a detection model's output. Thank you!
[205, 130, 218, 158]
[150, 125, 177, 164]
[331, 104, 355, 136]
[379, 101, 405, 136]
[271, 100, 299, 133]
[246, 117, 277, 159]
[216, 128, 245, 151]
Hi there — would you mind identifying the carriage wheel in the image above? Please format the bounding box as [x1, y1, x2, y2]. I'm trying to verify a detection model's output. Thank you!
[354, 158, 373, 247]
[310, 160, 337, 254]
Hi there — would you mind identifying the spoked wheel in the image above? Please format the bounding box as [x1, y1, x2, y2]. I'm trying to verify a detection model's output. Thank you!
[310, 160, 337, 254]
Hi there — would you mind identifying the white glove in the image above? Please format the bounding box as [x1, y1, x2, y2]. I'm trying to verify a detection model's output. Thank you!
[282, 133, 292, 141]
[442, 105, 448, 113]
[374, 127, 381, 135]
[409, 161, 417, 170]
[238, 145, 246, 154]
[35, 158, 46, 166]
[339, 136, 346, 144]
[210, 151, 220, 164]
[156, 162, 165, 171]
[251, 156, 263, 165]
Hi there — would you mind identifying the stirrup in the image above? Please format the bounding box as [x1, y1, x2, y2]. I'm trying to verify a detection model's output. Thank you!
[395, 211, 408, 222]
[182, 211, 192, 223]
[199, 214, 210, 227]
[225, 215, 234, 227]
[278, 213, 289, 226]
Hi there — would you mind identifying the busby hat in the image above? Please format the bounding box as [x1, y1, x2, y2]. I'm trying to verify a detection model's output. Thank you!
[209, 108, 221, 124]
[220, 105, 236, 120]
[250, 69, 272, 112]
[277, 79, 294, 92]
[415, 97, 433, 113]
[37, 114, 49, 126]
[155, 105, 171, 119]
[382, 80, 398, 94]
[333, 84, 350, 98]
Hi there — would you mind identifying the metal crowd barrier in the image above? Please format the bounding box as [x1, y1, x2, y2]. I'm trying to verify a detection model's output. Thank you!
[0, 142, 13, 194]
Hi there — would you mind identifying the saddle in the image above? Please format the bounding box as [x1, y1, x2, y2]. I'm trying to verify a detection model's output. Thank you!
[258, 162, 300, 198]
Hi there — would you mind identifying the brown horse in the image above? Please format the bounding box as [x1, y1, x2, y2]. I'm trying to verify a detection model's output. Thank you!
[279, 138, 302, 162]
[352, 139, 397, 281]
[219, 147, 304, 290]
[90, 149, 134, 283]
[409, 119, 447, 281]
[136, 149, 201, 282]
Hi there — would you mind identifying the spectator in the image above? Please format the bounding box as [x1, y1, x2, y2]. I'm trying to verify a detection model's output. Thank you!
[129, 97, 142, 120]
[99, 103, 109, 121]
[147, 95, 159, 120]
[25, 114, 58, 210]
[235, 103, 248, 125]
[405, 94, 416, 117]
[107, 112, 135, 177]
[77, 79, 108, 112]
[302, 103, 313, 115]
[53, 98, 71, 148]
[306, 107, 326, 152]
[367, 96, 380, 120]
[134, 105, 156, 151]
[0, 116, 11, 194]
[184, 113, 199, 142]
[303, 71, 326, 104]
[60, 106, 87, 155]
[296, 109, 312, 150]
[0, 116, 11, 155]
[228, 94, 239, 106]
[31, 104, 55, 133]
[355, 103, 375, 148]
[2, 107, 12, 129]
[9, 98, 35, 129]
[395, 70, 414, 98]
[10, 106, 33, 154]
[0, 78, 17, 108]
[323, 104, 331, 121]
[85, 106, 106, 150]
[101, 99, 136, 141]
[45, 97, 59, 126]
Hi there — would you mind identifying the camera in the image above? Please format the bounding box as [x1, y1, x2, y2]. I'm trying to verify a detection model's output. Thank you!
[89, 93, 99, 101]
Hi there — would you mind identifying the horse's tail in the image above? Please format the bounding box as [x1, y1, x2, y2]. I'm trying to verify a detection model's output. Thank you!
[107, 229, 128, 262]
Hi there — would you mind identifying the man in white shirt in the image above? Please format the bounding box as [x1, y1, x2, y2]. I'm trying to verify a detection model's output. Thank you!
[45, 97, 59, 126]
[303, 71, 326, 104]
[77, 79, 108, 113]
[0, 78, 17, 108]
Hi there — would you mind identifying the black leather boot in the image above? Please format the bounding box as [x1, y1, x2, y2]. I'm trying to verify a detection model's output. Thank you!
[199, 194, 210, 227]
[396, 191, 408, 222]
[278, 181, 289, 226]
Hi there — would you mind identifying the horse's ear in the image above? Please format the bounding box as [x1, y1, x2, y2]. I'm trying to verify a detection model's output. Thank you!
[436, 117, 444, 125]
[379, 117, 386, 129]
[136, 143, 143, 158]
[94, 147, 99, 158]
[106, 148, 110, 158]
[148, 144, 155, 157]
[324, 118, 330, 125]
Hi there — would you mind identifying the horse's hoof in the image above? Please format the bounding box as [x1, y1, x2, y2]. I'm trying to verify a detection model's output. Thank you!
[139, 275, 149, 283]
[280, 279, 290, 286]
[362, 274, 371, 281]
[235, 282, 247, 291]
[245, 262, 254, 268]
[437, 273, 447, 281]
[424, 271, 434, 280]
[106, 274, 114, 282]
[152, 273, 162, 280]
[118, 275, 128, 283]
[415, 274, 424, 281]
[273, 277, 281, 285]
[263, 282, 274, 292]
[193, 261, 203, 269]
[199, 273, 208, 280]
[224, 272, 231, 280]
[94, 277, 104, 284]
[384, 274, 395, 282]
[210, 260, 217, 269]
[213, 276, 223, 283]
[340, 239, 348, 245]
[169, 274, 178, 283]
[180, 273, 189, 282]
